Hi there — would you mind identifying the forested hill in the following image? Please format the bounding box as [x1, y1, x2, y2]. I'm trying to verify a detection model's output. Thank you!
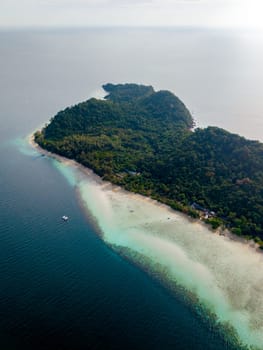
[43, 83, 193, 140]
[35, 83, 263, 245]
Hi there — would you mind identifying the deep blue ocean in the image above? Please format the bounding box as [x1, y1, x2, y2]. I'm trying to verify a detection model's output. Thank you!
[1, 28, 261, 349]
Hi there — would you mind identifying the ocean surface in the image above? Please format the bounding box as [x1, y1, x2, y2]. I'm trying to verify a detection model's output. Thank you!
[1, 27, 263, 349]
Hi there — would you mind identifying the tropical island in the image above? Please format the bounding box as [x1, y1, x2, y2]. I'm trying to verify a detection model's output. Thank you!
[35, 83, 263, 247]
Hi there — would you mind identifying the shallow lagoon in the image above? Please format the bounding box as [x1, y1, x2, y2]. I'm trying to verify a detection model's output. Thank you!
[2, 27, 263, 349]
[46, 148, 263, 349]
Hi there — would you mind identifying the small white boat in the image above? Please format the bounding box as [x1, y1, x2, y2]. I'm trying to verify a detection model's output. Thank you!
[62, 215, 69, 221]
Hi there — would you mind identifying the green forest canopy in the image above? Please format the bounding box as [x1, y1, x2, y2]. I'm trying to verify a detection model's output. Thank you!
[35, 83, 263, 244]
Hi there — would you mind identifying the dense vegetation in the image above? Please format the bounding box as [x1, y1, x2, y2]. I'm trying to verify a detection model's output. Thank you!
[35, 83, 263, 246]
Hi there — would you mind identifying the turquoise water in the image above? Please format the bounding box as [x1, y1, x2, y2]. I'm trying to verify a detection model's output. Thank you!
[1, 28, 263, 349]
[0, 137, 243, 350]
[50, 150, 263, 349]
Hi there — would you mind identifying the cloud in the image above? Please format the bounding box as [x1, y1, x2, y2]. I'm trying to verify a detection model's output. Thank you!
[1, 0, 263, 29]
[40, 0, 153, 7]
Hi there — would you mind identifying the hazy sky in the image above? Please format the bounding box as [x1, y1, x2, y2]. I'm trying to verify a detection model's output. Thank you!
[1, 0, 263, 28]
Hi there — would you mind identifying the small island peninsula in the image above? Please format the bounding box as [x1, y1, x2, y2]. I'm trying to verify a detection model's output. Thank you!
[35, 83, 263, 246]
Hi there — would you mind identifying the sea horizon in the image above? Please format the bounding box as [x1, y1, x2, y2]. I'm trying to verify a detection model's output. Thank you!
[1, 27, 263, 349]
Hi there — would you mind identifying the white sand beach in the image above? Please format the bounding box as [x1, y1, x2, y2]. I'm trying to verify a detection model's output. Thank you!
[29, 133, 263, 349]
